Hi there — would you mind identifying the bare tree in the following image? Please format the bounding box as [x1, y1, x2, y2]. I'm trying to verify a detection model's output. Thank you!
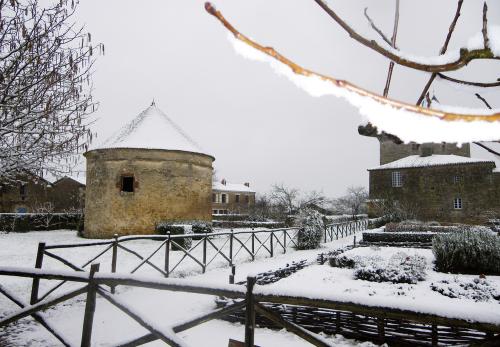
[270, 183, 299, 215]
[299, 190, 327, 210]
[332, 186, 368, 218]
[1, 0, 101, 181]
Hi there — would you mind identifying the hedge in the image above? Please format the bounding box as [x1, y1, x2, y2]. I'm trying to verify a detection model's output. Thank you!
[362, 231, 436, 244]
[212, 220, 285, 229]
[0, 213, 83, 232]
[156, 223, 193, 250]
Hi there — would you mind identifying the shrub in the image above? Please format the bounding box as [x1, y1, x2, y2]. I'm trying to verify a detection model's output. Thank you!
[295, 208, 324, 250]
[354, 252, 427, 284]
[191, 222, 212, 240]
[329, 255, 357, 268]
[432, 228, 500, 275]
[156, 223, 193, 250]
[430, 277, 500, 302]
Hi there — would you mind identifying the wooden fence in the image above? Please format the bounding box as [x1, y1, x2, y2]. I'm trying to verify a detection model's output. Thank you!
[29, 220, 365, 303]
[0, 266, 499, 347]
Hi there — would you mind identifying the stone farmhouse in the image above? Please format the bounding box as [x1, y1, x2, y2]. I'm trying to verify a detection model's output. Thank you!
[212, 178, 256, 215]
[363, 128, 500, 223]
[0, 173, 85, 214]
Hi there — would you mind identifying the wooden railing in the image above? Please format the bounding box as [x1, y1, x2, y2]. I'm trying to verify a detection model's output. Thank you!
[323, 219, 368, 243]
[0, 266, 498, 347]
[29, 221, 365, 303]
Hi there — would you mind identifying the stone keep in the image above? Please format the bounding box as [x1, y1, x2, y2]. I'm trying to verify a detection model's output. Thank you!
[84, 103, 214, 238]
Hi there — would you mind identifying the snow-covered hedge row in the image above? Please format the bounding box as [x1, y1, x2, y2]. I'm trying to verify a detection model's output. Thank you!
[329, 251, 427, 284]
[212, 220, 285, 229]
[156, 223, 193, 250]
[0, 213, 83, 232]
[432, 228, 500, 275]
[386, 221, 472, 233]
[362, 231, 436, 244]
[295, 208, 324, 250]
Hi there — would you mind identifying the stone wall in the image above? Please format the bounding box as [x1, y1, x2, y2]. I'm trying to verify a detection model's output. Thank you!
[0, 174, 51, 213]
[368, 162, 500, 223]
[212, 190, 256, 214]
[379, 141, 470, 165]
[84, 148, 214, 238]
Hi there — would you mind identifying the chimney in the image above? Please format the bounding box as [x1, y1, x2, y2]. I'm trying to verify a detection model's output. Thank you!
[421, 144, 433, 157]
[244, 182, 250, 187]
[221, 178, 227, 186]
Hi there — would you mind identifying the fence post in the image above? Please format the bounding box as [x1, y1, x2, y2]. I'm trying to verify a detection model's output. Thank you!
[111, 234, 118, 294]
[229, 265, 236, 284]
[229, 229, 234, 266]
[245, 276, 256, 347]
[431, 324, 438, 346]
[202, 235, 207, 273]
[270, 232, 274, 257]
[30, 242, 46, 304]
[353, 235, 357, 248]
[81, 263, 100, 347]
[283, 230, 287, 253]
[251, 233, 255, 261]
[165, 232, 170, 277]
[377, 317, 385, 344]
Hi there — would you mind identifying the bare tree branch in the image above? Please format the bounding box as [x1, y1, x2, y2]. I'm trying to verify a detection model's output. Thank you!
[204, 2, 500, 123]
[475, 93, 492, 109]
[363, 8, 393, 47]
[416, 0, 464, 105]
[436, 73, 500, 88]
[310, 0, 497, 73]
[383, 0, 400, 97]
[482, 2, 489, 49]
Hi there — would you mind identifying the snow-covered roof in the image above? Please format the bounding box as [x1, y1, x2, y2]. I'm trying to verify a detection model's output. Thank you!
[94, 103, 212, 157]
[212, 181, 255, 193]
[368, 154, 495, 171]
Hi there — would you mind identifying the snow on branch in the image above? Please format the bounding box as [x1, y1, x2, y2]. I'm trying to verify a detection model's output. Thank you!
[311, 0, 499, 73]
[204, 3, 500, 143]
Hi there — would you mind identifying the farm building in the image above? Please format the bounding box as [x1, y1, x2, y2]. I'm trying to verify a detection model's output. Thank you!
[83, 103, 215, 238]
[212, 178, 256, 215]
[0, 172, 84, 214]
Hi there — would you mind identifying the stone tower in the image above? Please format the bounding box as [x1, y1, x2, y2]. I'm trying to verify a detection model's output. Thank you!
[83, 103, 214, 238]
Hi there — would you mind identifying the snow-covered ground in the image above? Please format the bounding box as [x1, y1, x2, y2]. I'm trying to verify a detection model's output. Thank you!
[0, 229, 377, 347]
[263, 247, 500, 324]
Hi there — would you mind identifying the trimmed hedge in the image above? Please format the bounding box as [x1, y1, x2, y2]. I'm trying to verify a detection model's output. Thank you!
[385, 222, 463, 233]
[212, 220, 285, 229]
[0, 213, 83, 232]
[363, 231, 436, 244]
[432, 228, 500, 275]
[156, 223, 193, 250]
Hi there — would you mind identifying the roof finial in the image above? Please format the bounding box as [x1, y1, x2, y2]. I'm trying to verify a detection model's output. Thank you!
[151, 99, 156, 106]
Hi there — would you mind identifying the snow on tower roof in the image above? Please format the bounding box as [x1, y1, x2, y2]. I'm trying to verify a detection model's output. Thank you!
[95, 103, 212, 157]
[368, 154, 495, 171]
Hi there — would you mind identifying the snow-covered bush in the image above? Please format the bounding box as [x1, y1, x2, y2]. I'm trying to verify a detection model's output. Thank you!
[191, 222, 212, 240]
[156, 223, 193, 250]
[432, 227, 500, 275]
[295, 208, 324, 250]
[430, 277, 500, 302]
[354, 252, 426, 284]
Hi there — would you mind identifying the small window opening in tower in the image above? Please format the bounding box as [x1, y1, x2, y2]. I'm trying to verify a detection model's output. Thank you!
[121, 176, 135, 193]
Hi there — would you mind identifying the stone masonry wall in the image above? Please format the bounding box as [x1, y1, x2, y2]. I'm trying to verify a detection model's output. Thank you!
[84, 148, 214, 238]
[369, 163, 499, 223]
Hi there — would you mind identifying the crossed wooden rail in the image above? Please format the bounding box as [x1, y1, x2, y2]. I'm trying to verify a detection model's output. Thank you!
[1, 266, 499, 347]
[28, 221, 366, 304]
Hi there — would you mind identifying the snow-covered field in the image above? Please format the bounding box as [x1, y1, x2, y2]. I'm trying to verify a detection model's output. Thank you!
[0, 229, 377, 347]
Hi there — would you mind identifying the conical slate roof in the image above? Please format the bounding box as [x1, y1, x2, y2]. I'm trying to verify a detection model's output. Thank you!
[96, 103, 211, 157]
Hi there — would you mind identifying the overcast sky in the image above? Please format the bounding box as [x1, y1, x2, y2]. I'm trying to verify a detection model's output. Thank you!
[75, 0, 500, 198]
